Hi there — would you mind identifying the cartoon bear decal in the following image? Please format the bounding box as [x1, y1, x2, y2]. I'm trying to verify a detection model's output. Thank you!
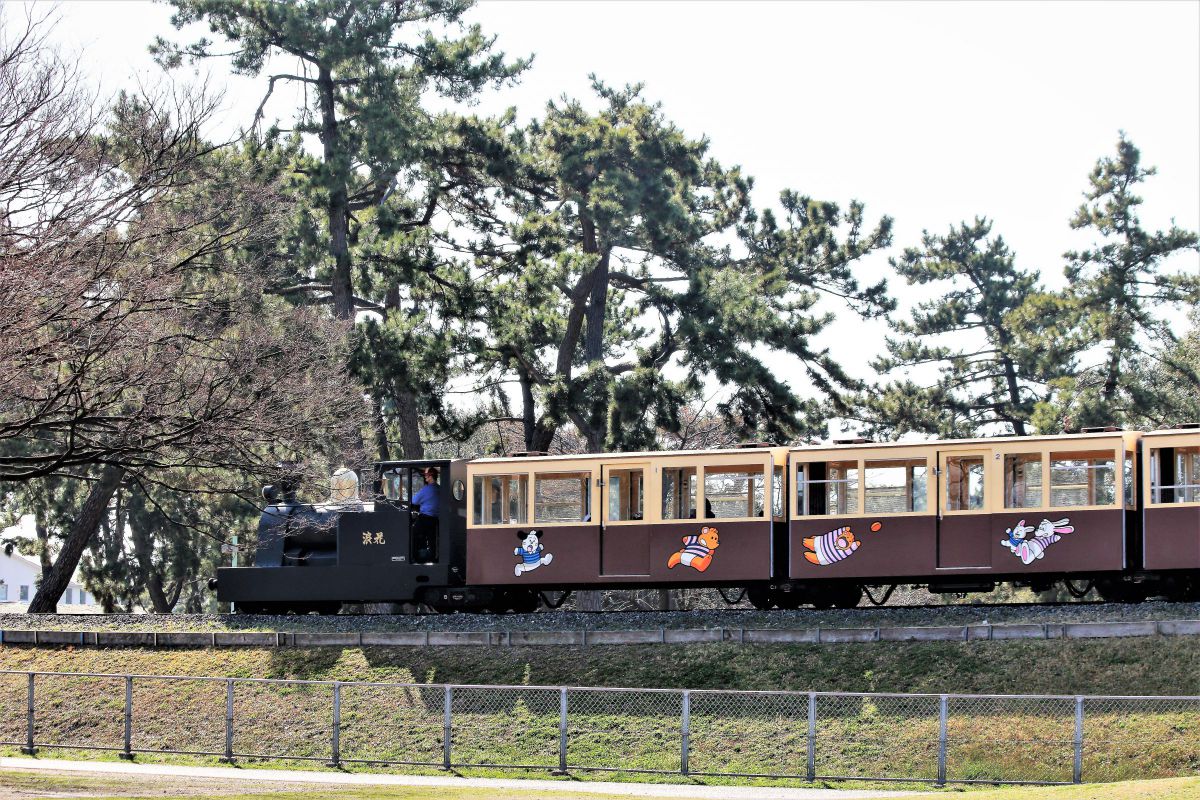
[667, 526, 720, 572]
[514, 529, 553, 576]
[802, 525, 860, 565]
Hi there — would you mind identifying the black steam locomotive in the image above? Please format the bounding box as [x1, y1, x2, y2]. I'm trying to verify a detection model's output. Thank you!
[215, 460, 536, 613]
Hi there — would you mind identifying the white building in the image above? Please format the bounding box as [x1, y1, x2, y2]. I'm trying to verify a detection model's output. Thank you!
[0, 546, 96, 609]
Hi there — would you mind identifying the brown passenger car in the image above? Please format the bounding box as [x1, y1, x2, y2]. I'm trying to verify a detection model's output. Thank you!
[1143, 428, 1200, 570]
[465, 447, 788, 588]
[788, 431, 1138, 584]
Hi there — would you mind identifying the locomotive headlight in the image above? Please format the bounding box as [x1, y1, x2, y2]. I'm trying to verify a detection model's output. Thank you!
[262, 484, 280, 502]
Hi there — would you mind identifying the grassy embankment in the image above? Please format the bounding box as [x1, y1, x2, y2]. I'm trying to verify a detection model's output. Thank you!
[0, 640, 1197, 785]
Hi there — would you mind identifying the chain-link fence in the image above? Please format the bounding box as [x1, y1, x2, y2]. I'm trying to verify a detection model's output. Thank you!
[1, 669, 1197, 785]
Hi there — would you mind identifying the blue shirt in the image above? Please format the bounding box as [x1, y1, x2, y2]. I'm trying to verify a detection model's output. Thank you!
[412, 483, 439, 515]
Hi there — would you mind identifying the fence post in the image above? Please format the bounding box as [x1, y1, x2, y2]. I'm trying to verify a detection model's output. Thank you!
[680, 690, 690, 776]
[806, 691, 816, 782]
[21, 673, 35, 755]
[222, 679, 234, 762]
[1073, 696, 1084, 784]
[558, 688, 568, 773]
[937, 695, 948, 786]
[442, 685, 453, 770]
[120, 675, 133, 760]
[329, 682, 341, 768]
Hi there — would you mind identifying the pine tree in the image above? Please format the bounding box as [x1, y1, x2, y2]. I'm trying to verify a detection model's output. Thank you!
[1109, 309, 1200, 429]
[465, 80, 893, 453]
[155, 0, 526, 458]
[1034, 134, 1199, 430]
[861, 218, 1073, 437]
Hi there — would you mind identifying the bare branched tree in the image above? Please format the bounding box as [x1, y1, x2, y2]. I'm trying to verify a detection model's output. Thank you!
[0, 13, 369, 612]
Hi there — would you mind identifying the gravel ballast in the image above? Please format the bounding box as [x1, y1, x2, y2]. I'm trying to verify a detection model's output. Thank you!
[3, 600, 1200, 635]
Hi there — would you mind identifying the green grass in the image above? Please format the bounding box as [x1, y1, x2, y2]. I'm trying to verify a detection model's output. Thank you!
[1, 637, 1198, 694]
[0, 642, 1197, 788]
[895, 777, 1200, 799]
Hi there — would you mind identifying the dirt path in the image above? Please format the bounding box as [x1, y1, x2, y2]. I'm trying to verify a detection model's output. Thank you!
[0, 758, 918, 800]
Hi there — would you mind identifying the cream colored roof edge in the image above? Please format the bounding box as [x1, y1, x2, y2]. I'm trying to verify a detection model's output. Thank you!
[467, 427, 1189, 466]
[1140, 426, 1200, 438]
[470, 445, 788, 466]
[789, 429, 1142, 452]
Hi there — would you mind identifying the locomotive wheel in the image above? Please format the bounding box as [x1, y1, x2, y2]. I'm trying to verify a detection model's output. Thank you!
[747, 586, 774, 610]
[488, 589, 539, 614]
[509, 590, 540, 614]
[773, 589, 804, 610]
[299, 602, 342, 615]
[1095, 578, 1147, 604]
[831, 585, 863, 609]
[808, 595, 834, 610]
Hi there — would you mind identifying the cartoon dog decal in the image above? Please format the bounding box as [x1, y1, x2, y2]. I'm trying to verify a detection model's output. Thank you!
[514, 529, 553, 576]
[667, 526, 720, 572]
[1001, 518, 1074, 565]
[803, 525, 861, 565]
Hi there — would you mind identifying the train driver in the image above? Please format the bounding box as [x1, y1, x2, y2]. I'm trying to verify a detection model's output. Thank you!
[411, 467, 439, 563]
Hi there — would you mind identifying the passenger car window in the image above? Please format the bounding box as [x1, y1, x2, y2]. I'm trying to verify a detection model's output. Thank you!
[534, 472, 591, 522]
[1149, 446, 1199, 504]
[703, 465, 766, 519]
[1004, 454, 1043, 509]
[607, 467, 644, 521]
[472, 474, 528, 525]
[796, 460, 859, 516]
[1050, 450, 1116, 506]
[945, 456, 985, 511]
[865, 459, 927, 513]
[662, 467, 697, 519]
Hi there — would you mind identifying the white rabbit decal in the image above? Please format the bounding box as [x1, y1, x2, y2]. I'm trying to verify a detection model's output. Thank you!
[1001, 517, 1074, 565]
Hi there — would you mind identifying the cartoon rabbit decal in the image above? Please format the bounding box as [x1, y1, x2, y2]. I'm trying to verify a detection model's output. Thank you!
[1001, 518, 1074, 565]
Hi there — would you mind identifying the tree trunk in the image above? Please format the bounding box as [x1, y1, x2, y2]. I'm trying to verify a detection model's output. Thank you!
[519, 369, 537, 450]
[130, 519, 180, 614]
[34, 509, 51, 574]
[657, 589, 677, 611]
[394, 385, 424, 458]
[370, 391, 391, 462]
[318, 66, 354, 322]
[28, 465, 123, 613]
[1000, 354, 1027, 436]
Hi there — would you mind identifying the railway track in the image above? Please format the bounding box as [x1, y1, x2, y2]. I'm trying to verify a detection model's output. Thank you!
[2, 600, 1199, 648]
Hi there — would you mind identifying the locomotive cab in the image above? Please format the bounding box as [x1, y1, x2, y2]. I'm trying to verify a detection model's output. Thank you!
[215, 459, 470, 613]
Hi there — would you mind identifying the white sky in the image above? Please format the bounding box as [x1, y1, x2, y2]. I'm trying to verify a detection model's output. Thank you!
[23, 0, 1200, 395]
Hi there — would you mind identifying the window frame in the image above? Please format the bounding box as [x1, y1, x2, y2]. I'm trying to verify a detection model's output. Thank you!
[1003, 452, 1045, 510]
[700, 462, 772, 521]
[1145, 433, 1200, 508]
[523, 469, 591, 525]
[864, 457, 930, 515]
[602, 462, 652, 526]
[791, 448, 934, 518]
[468, 470, 534, 528]
[980, 437, 1129, 514]
[940, 450, 991, 516]
[652, 451, 775, 524]
[1046, 449, 1121, 510]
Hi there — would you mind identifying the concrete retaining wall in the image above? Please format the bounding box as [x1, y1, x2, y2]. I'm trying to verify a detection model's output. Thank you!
[2, 618, 1198, 649]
